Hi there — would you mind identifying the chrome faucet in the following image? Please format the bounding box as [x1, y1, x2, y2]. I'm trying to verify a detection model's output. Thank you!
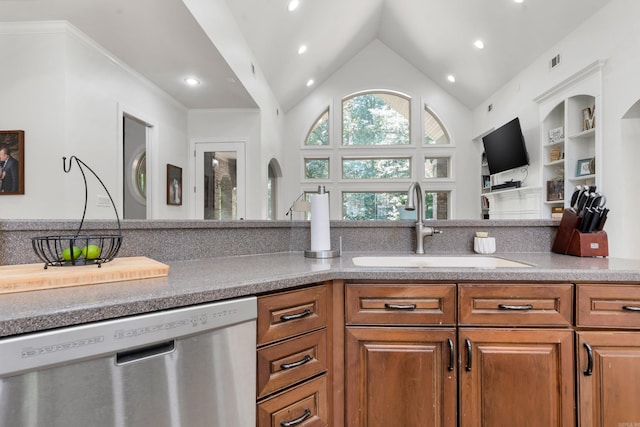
[405, 182, 442, 254]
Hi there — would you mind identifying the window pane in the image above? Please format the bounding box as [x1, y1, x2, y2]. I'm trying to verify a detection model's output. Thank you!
[425, 191, 449, 219]
[342, 158, 411, 179]
[424, 157, 449, 179]
[342, 192, 408, 220]
[305, 158, 330, 179]
[343, 92, 410, 145]
[305, 109, 329, 145]
[424, 106, 450, 145]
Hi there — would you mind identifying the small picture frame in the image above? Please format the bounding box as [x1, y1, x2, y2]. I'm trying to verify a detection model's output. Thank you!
[576, 158, 593, 177]
[0, 130, 25, 195]
[166, 164, 182, 206]
[546, 180, 564, 201]
[548, 126, 564, 144]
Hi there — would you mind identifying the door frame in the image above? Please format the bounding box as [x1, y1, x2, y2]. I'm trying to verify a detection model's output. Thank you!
[190, 139, 246, 220]
[117, 104, 157, 219]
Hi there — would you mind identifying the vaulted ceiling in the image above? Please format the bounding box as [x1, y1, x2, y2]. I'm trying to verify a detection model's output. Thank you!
[1, 0, 614, 111]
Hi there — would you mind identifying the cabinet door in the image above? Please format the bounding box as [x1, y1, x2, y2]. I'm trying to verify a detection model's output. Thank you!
[346, 327, 457, 427]
[577, 331, 640, 427]
[459, 328, 574, 427]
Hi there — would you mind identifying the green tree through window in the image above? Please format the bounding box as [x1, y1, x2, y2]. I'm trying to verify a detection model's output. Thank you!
[343, 93, 410, 145]
[305, 109, 329, 146]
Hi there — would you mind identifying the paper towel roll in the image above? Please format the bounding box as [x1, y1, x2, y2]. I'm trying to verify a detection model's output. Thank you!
[310, 192, 331, 251]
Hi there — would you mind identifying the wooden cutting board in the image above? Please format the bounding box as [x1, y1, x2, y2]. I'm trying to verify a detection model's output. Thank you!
[0, 256, 169, 295]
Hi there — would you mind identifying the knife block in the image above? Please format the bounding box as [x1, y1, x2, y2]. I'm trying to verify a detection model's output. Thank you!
[552, 209, 608, 257]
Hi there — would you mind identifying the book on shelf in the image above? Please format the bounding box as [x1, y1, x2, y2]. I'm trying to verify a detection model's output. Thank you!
[551, 206, 564, 220]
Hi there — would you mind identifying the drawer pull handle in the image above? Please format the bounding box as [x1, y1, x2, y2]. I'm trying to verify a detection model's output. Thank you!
[281, 355, 312, 370]
[384, 303, 417, 310]
[498, 304, 533, 311]
[280, 408, 311, 427]
[447, 338, 455, 371]
[583, 342, 594, 376]
[622, 305, 640, 312]
[465, 338, 472, 372]
[280, 308, 312, 321]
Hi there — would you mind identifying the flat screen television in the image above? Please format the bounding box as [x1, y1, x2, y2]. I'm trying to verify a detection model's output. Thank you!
[481, 117, 530, 175]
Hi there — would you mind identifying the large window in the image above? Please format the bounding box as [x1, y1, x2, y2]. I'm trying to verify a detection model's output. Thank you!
[342, 92, 410, 146]
[300, 93, 455, 220]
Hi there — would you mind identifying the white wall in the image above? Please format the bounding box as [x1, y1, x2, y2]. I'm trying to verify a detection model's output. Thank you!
[0, 24, 66, 218]
[0, 22, 190, 220]
[472, 0, 640, 259]
[283, 40, 477, 220]
[182, 0, 285, 220]
[187, 109, 261, 219]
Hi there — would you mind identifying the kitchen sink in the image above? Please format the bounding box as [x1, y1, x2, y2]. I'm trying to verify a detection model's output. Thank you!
[351, 255, 532, 268]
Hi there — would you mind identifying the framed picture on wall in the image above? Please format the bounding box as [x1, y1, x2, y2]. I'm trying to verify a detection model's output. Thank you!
[166, 164, 182, 206]
[576, 158, 593, 177]
[0, 130, 25, 195]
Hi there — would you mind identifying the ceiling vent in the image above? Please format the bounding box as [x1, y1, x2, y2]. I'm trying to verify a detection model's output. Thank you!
[550, 54, 561, 69]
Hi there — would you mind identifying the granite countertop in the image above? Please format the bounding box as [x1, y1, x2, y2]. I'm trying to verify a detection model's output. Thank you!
[1, 251, 640, 338]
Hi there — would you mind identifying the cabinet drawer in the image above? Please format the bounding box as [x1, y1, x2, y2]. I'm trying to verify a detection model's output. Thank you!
[577, 284, 640, 328]
[346, 283, 456, 325]
[258, 285, 328, 345]
[257, 375, 329, 427]
[458, 283, 573, 326]
[257, 329, 328, 399]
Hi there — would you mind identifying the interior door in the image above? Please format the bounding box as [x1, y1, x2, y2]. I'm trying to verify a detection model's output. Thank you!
[194, 142, 245, 220]
[123, 116, 147, 219]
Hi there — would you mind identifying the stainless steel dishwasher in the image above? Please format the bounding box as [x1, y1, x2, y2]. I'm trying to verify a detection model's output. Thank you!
[0, 296, 257, 427]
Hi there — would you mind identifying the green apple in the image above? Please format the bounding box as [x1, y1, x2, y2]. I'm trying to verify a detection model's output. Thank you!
[61, 246, 82, 261]
[81, 244, 101, 260]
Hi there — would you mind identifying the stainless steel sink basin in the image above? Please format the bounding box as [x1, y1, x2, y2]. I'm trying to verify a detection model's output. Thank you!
[351, 255, 532, 268]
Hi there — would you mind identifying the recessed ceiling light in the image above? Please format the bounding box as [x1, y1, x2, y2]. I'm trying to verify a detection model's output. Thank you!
[184, 77, 200, 86]
[288, 0, 299, 11]
[306, 79, 314, 87]
[474, 40, 485, 49]
[513, 0, 524, 3]
[447, 75, 456, 83]
[298, 45, 307, 55]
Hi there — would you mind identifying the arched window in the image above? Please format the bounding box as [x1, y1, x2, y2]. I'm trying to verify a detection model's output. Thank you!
[304, 109, 329, 146]
[424, 105, 450, 145]
[342, 92, 410, 146]
[299, 92, 455, 220]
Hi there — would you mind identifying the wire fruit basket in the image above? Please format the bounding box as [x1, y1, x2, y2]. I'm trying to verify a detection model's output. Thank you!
[31, 156, 123, 268]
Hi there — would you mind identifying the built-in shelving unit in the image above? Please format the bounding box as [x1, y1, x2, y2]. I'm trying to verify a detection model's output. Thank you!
[534, 60, 604, 219]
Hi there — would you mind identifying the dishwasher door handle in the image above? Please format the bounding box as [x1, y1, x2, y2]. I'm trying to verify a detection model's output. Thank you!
[116, 340, 176, 365]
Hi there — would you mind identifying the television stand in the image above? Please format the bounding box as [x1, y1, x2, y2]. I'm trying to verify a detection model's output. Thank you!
[491, 180, 521, 191]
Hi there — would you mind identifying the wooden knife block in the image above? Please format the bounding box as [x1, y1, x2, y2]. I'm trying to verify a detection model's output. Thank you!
[552, 209, 608, 257]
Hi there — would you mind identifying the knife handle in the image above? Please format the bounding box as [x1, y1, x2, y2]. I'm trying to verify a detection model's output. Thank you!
[596, 209, 609, 231]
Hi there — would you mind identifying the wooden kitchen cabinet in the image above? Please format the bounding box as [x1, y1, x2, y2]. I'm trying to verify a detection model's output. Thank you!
[458, 282, 575, 427]
[345, 283, 457, 427]
[576, 331, 640, 427]
[346, 326, 457, 427]
[576, 283, 640, 427]
[458, 328, 575, 427]
[256, 284, 331, 427]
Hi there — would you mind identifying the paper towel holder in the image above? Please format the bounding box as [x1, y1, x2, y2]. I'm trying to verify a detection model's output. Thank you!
[305, 186, 340, 259]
